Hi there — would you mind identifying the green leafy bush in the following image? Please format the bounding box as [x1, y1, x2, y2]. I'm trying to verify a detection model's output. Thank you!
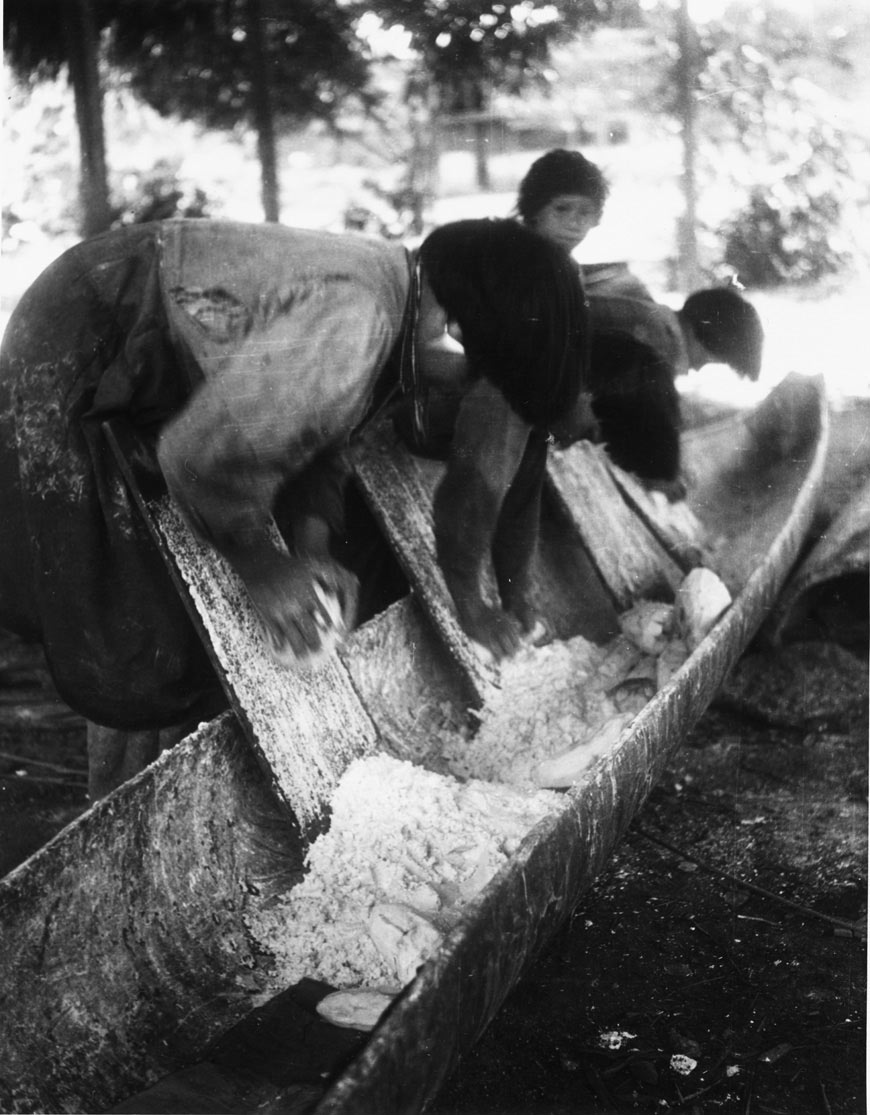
[722, 181, 851, 287]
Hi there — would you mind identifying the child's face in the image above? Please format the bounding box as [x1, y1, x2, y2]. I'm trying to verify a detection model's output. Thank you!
[530, 193, 601, 253]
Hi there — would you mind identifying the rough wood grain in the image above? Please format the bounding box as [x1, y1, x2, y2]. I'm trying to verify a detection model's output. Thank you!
[349, 427, 502, 706]
[0, 714, 306, 1114]
[604, 460, 710, 570]
[155, 499, 379, 831]
[104, 418, 378, 832]
[349, 425, 624, 709]
[546, 440, 684, 608]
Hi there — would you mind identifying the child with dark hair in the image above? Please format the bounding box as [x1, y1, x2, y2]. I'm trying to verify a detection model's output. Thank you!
[515, 148, 609, 253]
[516, 149, 765, 494]
[681, 288, 764, 381]
[0, 217, 587, 797]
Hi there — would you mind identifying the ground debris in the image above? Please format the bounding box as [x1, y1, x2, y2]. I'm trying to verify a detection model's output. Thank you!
[716, 641, 867, 732]
[431, 635, 867, 1115]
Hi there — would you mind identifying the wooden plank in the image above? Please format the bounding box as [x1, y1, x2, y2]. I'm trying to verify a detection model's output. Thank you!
[154, 500, 378, 831]
[349, 425, 634, 706]
[604, 459, 711, 571]
[105, 422, 378, 833]
[546, 440, 684, 608]
[349, 425, 501, 707]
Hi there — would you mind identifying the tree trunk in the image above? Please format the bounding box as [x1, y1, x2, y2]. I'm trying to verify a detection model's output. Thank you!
[61, 0, 111, 237]
[406, 79, 439, 234]
[246, 0, 281, 223]
[471, 78, 492, 192]
[473, 120, 492, 192]
[676, 0, 701, 291]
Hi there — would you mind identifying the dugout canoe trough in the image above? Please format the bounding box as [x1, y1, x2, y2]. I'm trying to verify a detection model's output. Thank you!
[0, 373, 828, 1115]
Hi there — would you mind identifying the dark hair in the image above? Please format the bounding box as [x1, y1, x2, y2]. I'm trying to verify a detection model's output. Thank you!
[516, 149, 609, 222]
[418, 218, 588, 429]
[681, 288, 764, 380]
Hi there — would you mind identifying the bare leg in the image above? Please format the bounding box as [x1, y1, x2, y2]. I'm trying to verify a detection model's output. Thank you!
[86, 724, 160, 802]
[86, 720, 199, 802]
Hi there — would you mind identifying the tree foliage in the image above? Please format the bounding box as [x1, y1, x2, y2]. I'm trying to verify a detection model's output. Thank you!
[4, 0, 380, 227]
[3, 0, 84, 76]
[5, 0, 113, 235]
[641, 0, 870, 286]
[342, 0, 637, 199]
[105, 0, 375, 129]
[359, 0, 637, 110]
[702, 9, 868, 284]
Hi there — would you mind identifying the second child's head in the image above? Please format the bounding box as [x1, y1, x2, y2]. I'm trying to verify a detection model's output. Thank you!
[680, 288, 765, 380]
[516, 149, 609, 254]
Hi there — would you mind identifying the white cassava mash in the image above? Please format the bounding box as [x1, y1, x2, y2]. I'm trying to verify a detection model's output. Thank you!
[248, 754, 560, 994]
[247, 568, 731, 1028]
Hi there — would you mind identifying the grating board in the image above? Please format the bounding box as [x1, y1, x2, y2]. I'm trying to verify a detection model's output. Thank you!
[105, 421, 378, 832]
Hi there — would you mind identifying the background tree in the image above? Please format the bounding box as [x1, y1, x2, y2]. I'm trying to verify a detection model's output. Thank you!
[6, 0, 867, 278]
[698, 2, 870, 285]
[360, 0, 637, 193]
[4, 0, 379, 228]
[106, 0, 376, 223]
[675, 0, 701, 290]
[4, 0, 112, 236]
[646, 0, 870, 285]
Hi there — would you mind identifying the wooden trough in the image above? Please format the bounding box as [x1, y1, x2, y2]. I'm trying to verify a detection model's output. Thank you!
[0, 373, 828, 1115]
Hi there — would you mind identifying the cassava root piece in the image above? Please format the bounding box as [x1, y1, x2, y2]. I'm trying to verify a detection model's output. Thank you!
[316, 988, 399, 1032]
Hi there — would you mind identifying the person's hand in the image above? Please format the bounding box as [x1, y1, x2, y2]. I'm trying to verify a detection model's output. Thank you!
[507, 598, 551, 647]
[643, 475, 688, 504]
[459, 603, 525, 663]
[235, 547, 359, 665]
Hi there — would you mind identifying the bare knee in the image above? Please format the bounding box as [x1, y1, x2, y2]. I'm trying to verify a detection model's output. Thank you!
[86, 723, 162, 802]
[86, 718, 202, 801]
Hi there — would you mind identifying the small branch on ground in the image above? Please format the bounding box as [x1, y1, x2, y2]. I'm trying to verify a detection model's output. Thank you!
[635, 825, 865, 936]
[0, 749, 87, 776]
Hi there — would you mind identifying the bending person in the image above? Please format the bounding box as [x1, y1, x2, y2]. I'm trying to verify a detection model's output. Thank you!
[0, 217, 588, 798]
[516, 149, 764, 495]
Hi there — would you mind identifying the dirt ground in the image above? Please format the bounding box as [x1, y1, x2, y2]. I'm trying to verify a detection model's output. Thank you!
[0, 402, 867, 1115]
[431, 636, 867, 1115]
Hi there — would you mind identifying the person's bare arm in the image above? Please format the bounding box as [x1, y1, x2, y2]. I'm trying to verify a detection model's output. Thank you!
[156, 285, 393, 662]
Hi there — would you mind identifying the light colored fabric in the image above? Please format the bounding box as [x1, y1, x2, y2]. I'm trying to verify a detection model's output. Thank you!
[156, 221, 410, 546]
